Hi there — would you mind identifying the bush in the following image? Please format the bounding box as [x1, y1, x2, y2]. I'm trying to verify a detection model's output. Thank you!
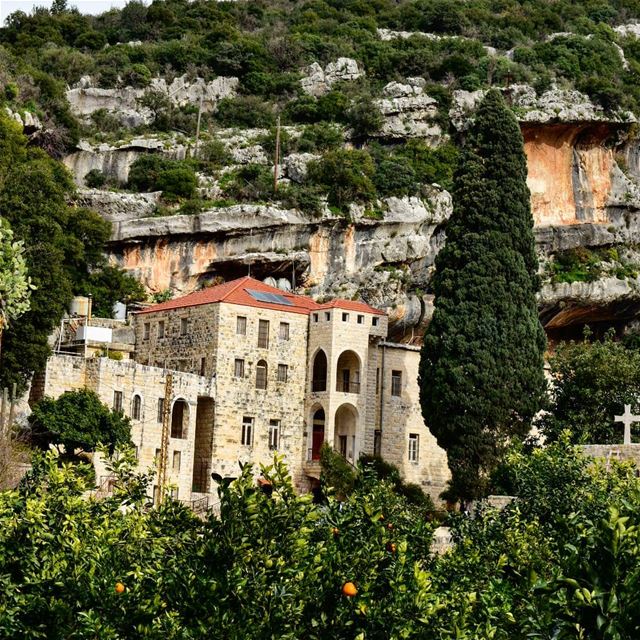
[308, 148, 376, 211]
[215, 95, 275, 128]
[127, 155, 197, 199]
[156, 166, 198, 200]
[296, 122, 343, 152]
[84, 168, 107, 188]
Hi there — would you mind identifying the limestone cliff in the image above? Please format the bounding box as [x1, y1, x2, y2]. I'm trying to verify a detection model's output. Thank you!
[60, 84, 640, 343]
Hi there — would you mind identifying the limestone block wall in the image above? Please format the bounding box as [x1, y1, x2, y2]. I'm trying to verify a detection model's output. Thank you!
[210, 303, 309, 487]
[305, 309, 386, 461]
[582, 443, 640, 467]
[133, 303, 220, 376]
[42, 354, 214, 502]
[375, 343, 449, 502]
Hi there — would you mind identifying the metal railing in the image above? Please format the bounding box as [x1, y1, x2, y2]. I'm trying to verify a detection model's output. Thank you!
[336, 380, 360, 394]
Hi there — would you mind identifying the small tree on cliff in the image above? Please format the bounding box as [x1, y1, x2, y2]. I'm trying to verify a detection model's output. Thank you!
[419, 89, 546, 501]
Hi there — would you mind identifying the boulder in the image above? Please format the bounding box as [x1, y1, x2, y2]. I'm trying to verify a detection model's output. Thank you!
[300, 58, 364, 97]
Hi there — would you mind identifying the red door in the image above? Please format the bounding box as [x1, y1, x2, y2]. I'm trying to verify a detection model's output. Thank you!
[312, 424, 324, 460]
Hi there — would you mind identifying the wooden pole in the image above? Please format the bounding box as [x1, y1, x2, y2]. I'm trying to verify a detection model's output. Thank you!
[0, 387, 6, 434]
[273, 115, 281, 193]
[156, 373, 173, 505]
[194, 93, 204, 158]
[7, 382, 16, 432]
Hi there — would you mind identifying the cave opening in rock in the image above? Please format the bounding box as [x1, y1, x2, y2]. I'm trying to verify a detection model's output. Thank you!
[199, 258, 308, 290]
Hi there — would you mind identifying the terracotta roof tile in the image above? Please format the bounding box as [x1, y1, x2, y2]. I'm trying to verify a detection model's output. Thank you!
[135, 276, 325, 316]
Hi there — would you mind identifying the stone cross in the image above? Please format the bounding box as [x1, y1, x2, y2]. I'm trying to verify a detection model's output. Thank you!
[614, 404, 640, 445]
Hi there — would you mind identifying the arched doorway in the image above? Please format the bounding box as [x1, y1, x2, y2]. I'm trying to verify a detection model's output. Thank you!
[312, 349, 328, 391]
[334, 403, 358, 463]
[336, 350, 361, 394]
[311, 407, 325, 460]
[171, 399, 189, 439]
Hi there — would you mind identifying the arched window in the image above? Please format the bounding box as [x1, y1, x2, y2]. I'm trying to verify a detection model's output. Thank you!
[132, 394, 142, 420]
[312, 350, 327, 392]
[256, 360, 268, 390]
[336, 350, 361, 394]
[171, 399, 189, 439]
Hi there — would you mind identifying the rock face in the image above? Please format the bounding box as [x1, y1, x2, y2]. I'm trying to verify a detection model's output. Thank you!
[300, 58, 364, 96]
[375, 79, 442, 142]
[76, 188, 161, 222]
[5, 108, 42, 133]
[66, 75, 239, 127]
[64, 138, 189, 186]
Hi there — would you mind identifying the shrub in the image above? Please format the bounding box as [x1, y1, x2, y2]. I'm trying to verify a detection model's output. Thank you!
[156, 166, 198, 200]
[308, 148, 376, 211]
[296, 122, 343, 152]
[215, 95, 275, 128]
[373, 156, 417, 197]
[84, 168, 107, 188]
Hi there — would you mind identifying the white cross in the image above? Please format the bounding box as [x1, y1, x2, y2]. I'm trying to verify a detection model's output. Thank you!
[614, 404, 640, 445]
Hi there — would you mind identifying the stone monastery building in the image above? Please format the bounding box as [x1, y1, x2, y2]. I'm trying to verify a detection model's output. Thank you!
[41, 276, 448, 504]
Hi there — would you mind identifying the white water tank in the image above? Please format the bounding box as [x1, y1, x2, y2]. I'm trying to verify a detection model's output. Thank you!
[70, 296, 90, 317]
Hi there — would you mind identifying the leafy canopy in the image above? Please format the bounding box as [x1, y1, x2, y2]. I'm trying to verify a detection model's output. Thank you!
[539, 331, 640, 444]
[29, 389, 132, 455]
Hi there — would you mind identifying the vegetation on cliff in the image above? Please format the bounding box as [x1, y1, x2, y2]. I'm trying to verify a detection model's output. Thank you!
[0, 112, 145, 393]
[419, 90, 546, 500]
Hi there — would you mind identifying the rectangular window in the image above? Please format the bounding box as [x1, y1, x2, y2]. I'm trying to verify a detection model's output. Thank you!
[357, 314, 364, 324]
[241, 416, 254, 446]
[113, 391, 123, 412]
[155, 448, 161, 461]
[134, 445, 139, 460]
[237, 316, 247, 335]
[342, 312, 349, 322]
[408, 434, 419, 462]
[375, 368, 380, 395]
[157, 398, 165, 423]
[313, 313, 319, 322]
[325, 312, 331, 321]
[277, 363, 288, 383]
[279, 322, 290, 341]
[234, 358, 245, 378]
[200, 357, 206, 376]
[269, 419, 280, 450]
[258, 319, 270, 348]
[391, 370, 402, 397]
[158, 321, 165, 338]
[374, 430, 381, 456]
[172, 450, 181, 472]
[180, 318, 188, 335]
[170, 487, 179, 500]
[256, 362, 268, 390]
[372, 317, 379, 327]
[143, 322, 150, 340]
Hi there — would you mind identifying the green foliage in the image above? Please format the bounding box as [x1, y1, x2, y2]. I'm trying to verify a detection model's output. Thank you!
[540, 332, 640, 444]
[0, 112, 144, 391]
[127, 154, 197, 199]
[420, 90, 546, 501]
[308, 148, 375, 212]
[84, 265, 147, 317]
[549, 246, 639, 283]
[29, 389, 132, 455]
[320, 442, 356, 496]
[152, 288, 173, 303]
[4, 442, 640, 637]
[0, 218, 33, 332]
[84, 168, 107, 188]
[215, 95, 275, 128]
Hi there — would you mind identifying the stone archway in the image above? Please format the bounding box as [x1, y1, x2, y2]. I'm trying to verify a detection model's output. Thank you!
[334, 403, 358, 463]
[171, 399, 189, 439]
[335, 350, 361, 394]
[311, 349, 328, 392]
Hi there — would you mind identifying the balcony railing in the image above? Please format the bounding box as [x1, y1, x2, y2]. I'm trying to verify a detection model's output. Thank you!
[311, 378, 327, 392]
[336, 380, 360, 394]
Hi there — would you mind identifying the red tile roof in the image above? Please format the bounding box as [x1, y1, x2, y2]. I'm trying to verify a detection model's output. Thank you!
[135, 276, 384, 317]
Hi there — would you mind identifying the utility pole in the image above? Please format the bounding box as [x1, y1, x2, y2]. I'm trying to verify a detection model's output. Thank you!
[156, 372, 173, 505]
[194, 92, 204, 158]
[273, 115, 281, 193]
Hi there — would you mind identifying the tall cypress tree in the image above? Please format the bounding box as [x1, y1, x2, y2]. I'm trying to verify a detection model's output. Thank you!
[419, 89, 546, 501]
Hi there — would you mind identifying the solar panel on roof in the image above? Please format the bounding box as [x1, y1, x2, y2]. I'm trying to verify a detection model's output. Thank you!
[247, 289, 294, 306]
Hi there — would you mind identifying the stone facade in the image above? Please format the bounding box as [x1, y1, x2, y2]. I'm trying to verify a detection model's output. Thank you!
[42, 354, 214, 502]
[42, 277, 450, 504]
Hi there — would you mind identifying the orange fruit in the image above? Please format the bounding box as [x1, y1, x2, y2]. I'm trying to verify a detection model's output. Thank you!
[386, 542, 397, 553]
[115, 582, 125, 594]
[386, 523, 394, 531]
[342, 581, 358, 597]
[331, 527, 340, 537]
